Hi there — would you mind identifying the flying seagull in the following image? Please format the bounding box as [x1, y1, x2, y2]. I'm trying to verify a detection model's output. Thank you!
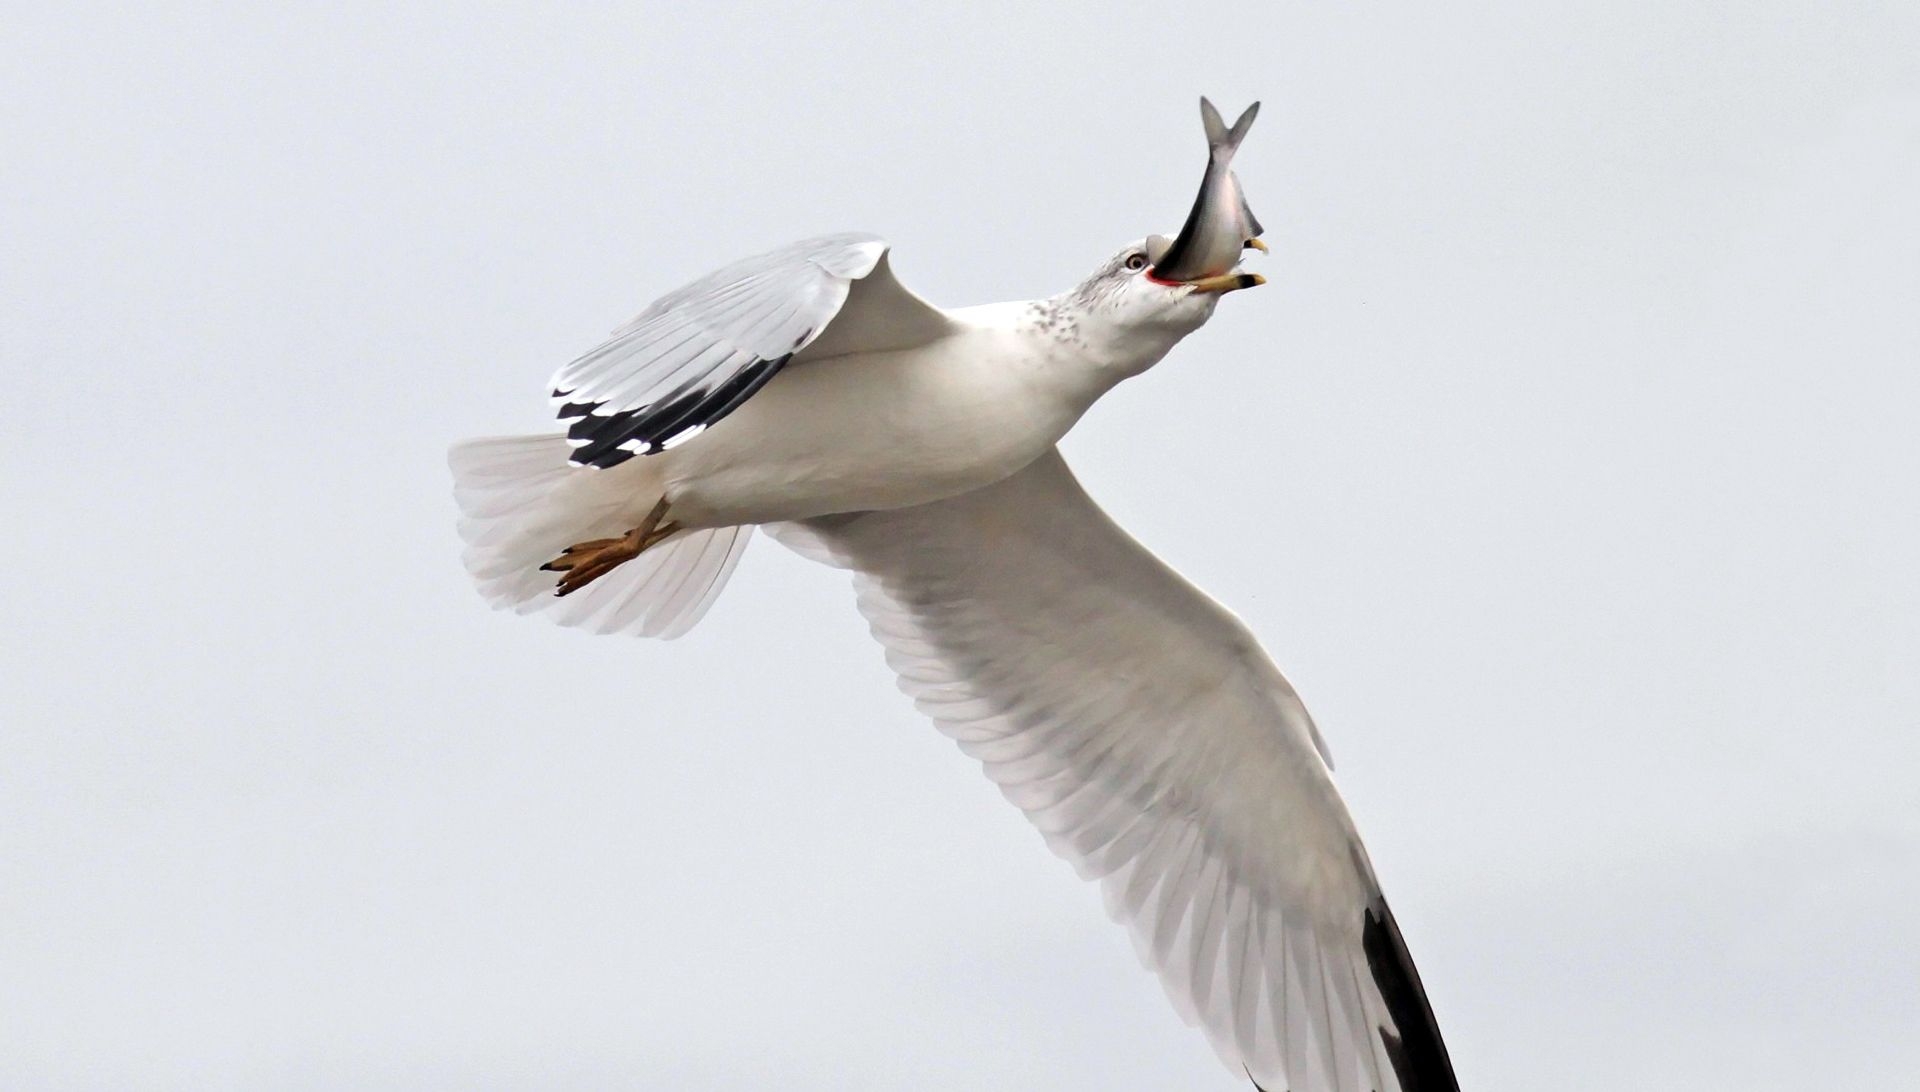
[450, 98, 1459, 1092]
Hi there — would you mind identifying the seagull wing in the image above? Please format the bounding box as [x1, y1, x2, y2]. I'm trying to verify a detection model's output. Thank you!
[550, 232, 952, 468]
[770, 449, 1458, 1092]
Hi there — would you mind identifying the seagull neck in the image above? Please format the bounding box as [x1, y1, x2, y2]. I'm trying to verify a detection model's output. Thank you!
[1029, 294, 1183, 382]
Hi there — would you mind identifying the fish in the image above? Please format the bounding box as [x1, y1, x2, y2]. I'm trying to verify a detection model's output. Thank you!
[1148, 97, 1266, 286]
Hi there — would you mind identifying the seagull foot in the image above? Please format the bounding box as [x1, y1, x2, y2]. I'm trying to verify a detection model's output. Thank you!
[540, 498, 677, 597]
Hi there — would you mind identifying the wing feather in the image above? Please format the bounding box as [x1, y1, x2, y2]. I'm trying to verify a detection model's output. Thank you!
[549, 233, 950, 467]
[771, 449, 1458, 1092]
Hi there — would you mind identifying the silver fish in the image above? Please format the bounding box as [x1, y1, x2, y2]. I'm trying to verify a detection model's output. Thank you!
[1148, 98, 1266, 288]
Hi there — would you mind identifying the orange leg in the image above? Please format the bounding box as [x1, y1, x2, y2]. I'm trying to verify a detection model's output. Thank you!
[539, 497, 679, 597]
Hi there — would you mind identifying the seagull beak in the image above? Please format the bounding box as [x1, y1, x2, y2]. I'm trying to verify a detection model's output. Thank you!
[1186, 272, 1266, 294]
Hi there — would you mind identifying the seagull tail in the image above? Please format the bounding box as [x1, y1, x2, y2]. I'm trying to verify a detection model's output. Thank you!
[448, 432, 752, 639]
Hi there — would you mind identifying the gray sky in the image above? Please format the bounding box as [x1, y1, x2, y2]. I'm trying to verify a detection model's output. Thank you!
[4, 3, 1917, 1089]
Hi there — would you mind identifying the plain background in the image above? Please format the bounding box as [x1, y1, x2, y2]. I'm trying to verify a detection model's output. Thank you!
[5, 3, 1916, 1089]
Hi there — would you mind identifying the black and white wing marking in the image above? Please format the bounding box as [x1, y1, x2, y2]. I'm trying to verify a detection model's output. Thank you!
[770, 450, 1459, 1092]
[550, 232, 952, 469]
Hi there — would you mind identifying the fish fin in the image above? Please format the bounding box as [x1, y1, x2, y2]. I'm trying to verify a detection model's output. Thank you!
[1226, 101, 1260, 147]
[1201, 96, 1229, 146]
[1233, 171, 1265, 236]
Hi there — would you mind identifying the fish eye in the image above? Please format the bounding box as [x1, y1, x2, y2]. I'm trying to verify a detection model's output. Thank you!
[1124, 253, 1148, 271]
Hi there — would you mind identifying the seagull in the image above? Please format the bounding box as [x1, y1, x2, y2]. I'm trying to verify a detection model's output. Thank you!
[450, 98, 1460, 1092]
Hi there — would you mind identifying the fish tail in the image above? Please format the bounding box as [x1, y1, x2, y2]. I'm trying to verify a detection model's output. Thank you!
[1200, 97, 1261, 159]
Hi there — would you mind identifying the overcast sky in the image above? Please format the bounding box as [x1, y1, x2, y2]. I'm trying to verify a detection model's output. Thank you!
[4, 4, 1917, 1090]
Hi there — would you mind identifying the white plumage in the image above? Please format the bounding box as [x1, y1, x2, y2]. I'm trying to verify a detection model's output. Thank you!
[450, 97, 1458, 1091]
[771, 450, 1450, 1092]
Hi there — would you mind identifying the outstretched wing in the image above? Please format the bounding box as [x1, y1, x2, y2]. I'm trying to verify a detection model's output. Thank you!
[770, 450, 1458, 1092]
[550, 232, 952, 468]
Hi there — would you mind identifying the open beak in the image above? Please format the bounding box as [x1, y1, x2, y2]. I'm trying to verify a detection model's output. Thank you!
[1186, 271, 1266, 294]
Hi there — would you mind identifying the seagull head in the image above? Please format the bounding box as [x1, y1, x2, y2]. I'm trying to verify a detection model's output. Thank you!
[1054, 97, 1266, 371]
[1052, 236, 1262, 373]
[1069, 233, 1262, 317]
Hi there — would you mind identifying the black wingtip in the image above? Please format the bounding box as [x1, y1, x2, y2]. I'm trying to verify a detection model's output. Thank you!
[551, 352, 795, 470]
[1362, 898, 1460, 1092]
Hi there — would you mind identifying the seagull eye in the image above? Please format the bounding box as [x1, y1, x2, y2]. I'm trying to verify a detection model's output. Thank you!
[1124, 253, 1148, 272]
